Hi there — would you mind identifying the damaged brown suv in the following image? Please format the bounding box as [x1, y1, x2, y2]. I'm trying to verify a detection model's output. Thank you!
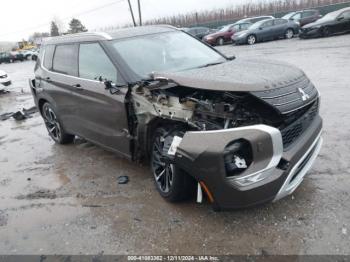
[30, 26, 323, 210]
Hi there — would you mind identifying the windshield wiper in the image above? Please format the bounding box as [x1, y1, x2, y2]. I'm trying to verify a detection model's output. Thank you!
[197, 61, 225, 68]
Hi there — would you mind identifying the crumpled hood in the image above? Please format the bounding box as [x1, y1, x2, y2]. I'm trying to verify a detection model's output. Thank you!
[154, 58, 306, 92]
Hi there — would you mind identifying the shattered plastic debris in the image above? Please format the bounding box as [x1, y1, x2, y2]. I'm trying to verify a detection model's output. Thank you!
[117, 176, 129, 184]
[0, 106, 37, 121]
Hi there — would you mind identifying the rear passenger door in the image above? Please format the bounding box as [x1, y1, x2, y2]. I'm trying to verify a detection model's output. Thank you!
[74, 42, 131, 158]
[42, 44, 82, 134]
[273, 19, 288, 37]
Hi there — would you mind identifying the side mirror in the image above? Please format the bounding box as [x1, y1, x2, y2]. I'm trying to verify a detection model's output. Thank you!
[104, 80, 121, 94]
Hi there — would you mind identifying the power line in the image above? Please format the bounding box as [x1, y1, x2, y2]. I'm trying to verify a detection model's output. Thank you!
[137, 0, 142, 26]
[0, 0, 126, 38]
[127, 0, 137, 26]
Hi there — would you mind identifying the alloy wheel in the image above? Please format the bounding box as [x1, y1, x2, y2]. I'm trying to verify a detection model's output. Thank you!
[247, 35, 256, 45]
[151, 135, 173, 193]
[286, 29, 294, 39]
[43, 105, 61, 142]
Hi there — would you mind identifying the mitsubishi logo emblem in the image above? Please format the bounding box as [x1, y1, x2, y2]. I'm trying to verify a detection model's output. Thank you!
[298, 88, 310, 101]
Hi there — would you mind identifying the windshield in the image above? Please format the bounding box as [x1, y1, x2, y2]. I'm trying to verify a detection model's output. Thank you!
[111, 31, 225, 77]
[219, 25, 232, 32]
[282, 12, 296, 19]
[319, 10, 340, 21]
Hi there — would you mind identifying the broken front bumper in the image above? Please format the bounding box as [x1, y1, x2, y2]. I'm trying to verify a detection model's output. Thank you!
[173, 115, 323, 210]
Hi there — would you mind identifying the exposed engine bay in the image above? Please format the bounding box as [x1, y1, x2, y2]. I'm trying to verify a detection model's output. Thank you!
[131, 84, 281, 132]
[128, 79, 319, 175]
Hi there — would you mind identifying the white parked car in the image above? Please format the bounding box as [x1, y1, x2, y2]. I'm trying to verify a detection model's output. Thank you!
[0, 70, 11, 87]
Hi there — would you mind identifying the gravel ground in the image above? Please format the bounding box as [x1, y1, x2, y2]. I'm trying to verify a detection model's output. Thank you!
[0, 34, 349, 255]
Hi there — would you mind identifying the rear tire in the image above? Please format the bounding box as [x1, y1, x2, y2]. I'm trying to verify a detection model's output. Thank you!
[285, 28, 294, 39]
[42, 102, 74, 144]
[151, 126, 196, 202]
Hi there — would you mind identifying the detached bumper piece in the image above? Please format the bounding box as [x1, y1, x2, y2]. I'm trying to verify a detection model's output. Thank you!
[172, 116, 322, 210]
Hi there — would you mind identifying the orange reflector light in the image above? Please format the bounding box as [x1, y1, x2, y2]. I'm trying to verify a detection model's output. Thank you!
[199, 181, 214, 203]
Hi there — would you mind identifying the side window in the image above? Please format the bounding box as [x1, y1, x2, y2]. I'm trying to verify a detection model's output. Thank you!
[302, 11, 314, 18]
[274, 19, 287, 25]
[79, 43, 117, 83]
[43, 45, 55, 70]
[240, 23, 250, 30]
[262, 20, 274, 28]
[52, 44, 78, 76]
[292, 13, 302, 20]
[341, 11, 350, 19]
[232, 24, 240, 31]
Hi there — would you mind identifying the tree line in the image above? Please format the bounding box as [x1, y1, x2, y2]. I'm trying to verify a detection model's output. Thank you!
[143, 0, 348, 27]
[29, 18, 88, 42]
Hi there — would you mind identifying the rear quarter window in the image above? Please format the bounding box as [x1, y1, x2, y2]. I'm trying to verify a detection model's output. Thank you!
[52, 44, 78, 76]
[303, 11, 316, 17]
[43, 45, 55, 70]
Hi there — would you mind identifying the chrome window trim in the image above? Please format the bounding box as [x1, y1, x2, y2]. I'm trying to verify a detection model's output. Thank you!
[41, 43, 115, 85]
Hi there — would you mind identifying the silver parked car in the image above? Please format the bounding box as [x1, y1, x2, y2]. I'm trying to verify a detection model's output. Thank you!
[232, 18, 300, 45]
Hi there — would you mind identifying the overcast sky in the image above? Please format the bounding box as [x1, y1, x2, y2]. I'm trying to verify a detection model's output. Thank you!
[0, 0, 253, 41]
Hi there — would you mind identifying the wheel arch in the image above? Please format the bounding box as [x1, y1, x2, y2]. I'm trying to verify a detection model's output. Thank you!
[135, 116, 189, 161]
[286, 27, 296, 34]
[38, 98, 49, 115]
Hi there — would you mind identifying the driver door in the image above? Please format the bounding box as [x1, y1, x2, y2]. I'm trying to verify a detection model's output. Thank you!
[72, 42, 131, 158]
[339, 11, 350, 32]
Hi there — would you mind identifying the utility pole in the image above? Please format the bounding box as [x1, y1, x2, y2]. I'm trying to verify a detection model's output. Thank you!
[137, 0, 142, 26]
[127, 0, 137, 27]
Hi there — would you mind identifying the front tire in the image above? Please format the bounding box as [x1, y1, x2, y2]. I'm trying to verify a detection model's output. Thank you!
[216, 37, 224, 46]
[151, 126, 195, 202]
[321, 26, 330, 37]
[42, 102, 74, 144]
[247, 35, 256, 45]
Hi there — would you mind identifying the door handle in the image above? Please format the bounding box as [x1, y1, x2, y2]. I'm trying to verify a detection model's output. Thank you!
[45, 77, 52, 83]
[72, 84, 83, 90]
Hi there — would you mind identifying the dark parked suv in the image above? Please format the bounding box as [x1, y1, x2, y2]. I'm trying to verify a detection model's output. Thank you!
[30, 26, 323, 210]
[282, 9, 321, 27]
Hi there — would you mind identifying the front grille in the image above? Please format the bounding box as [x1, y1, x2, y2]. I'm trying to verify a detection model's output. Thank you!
[250, 75, 318, 114]
[280, 99, 319, 149]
